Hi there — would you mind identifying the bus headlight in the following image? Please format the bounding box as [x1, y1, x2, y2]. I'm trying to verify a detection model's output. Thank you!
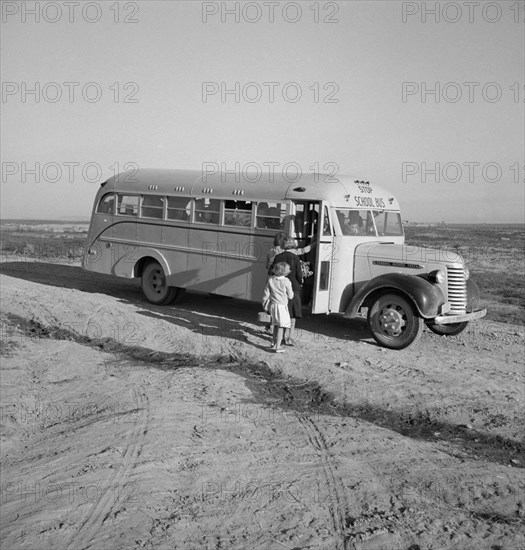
[428, 269, 445, 284]
[464, 267, 470, 280]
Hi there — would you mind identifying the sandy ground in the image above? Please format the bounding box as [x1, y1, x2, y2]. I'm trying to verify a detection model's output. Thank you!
[0, 260, 524, 550]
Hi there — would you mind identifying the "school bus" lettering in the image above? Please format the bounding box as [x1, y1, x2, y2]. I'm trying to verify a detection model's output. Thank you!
[355, 196, 385, 208]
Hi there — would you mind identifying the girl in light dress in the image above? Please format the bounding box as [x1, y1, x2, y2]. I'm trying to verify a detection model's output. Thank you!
[262, 262, 294, 353]
[265, 232, 314, 334]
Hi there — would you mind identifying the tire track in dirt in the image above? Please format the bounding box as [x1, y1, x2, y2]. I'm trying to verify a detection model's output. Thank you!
[297, 415, 350, 550]
[227, 339, 350, 548]
[65, 388, 149, 550]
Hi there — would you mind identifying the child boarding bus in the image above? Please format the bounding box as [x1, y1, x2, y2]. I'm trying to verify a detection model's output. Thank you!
[82, 168, 486, 350]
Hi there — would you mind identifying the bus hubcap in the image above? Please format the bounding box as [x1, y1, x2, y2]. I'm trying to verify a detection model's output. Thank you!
[151, 270, 165, 294]
[379, 305, 406, 336]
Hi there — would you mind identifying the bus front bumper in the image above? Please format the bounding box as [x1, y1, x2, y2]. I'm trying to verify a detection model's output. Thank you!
[433, 308, 487, 325]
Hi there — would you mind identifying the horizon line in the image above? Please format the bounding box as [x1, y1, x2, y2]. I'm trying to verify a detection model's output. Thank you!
[1, 217, 523, 226]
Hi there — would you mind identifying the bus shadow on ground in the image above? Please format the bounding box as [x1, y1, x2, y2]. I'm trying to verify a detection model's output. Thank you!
[0, 261, 372, 346]
[138, 303, 370, 349]
[170, 290, 372, 345]
[0, 261, 141, 299]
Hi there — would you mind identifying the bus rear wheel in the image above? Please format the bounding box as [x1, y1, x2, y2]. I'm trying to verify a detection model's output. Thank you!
[426, 321, 468, 336]
[367, 293, 423, 350]
[141, 261, 184, 305]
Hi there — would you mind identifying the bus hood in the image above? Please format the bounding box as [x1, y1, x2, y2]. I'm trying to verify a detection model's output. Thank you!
[352, 242, 466, 293]
[355, 242, 465, 268]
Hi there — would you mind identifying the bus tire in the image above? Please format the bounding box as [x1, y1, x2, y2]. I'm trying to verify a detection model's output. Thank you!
[141, 261, 180, 305]
[367, 293, 423, 350]
[426, 321, 468, 336]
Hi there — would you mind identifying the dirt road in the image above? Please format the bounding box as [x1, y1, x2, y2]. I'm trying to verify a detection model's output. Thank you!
[1, 260, 523, 549]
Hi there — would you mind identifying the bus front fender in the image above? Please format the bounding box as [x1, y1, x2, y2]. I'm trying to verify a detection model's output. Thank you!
[344, 273, 446, 319]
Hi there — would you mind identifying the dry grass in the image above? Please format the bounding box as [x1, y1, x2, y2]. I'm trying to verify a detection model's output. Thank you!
[405, 224, 524, 325]
[0, 221, 87, 261]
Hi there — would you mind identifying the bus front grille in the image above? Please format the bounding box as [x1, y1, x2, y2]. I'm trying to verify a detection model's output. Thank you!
[447, 266, 467, 314]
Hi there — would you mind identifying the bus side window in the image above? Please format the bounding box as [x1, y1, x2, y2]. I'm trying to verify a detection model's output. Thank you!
[194, 198, 220, 224]
[167, 196, 190, 220]
[141, 195, 164, 219]
[256, 202, 269, 228]
[225, 200, 253, 227]
[97, 193, 115, 214]
[256, 202, 285, 229]
[117, 195, 139, 216]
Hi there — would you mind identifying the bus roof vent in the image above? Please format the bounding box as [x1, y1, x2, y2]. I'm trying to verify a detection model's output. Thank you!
[232, 189, 245, 195]
[174, 186, 185, 192]
[148, 185, 158, 190]
[201, 188, 213, 194]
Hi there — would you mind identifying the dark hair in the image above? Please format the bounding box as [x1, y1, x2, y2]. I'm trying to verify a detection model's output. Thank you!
[272, 262, 289, 276]
[273, 232, 286, 247]
[349, 211, 363, 225]
[284, 236, 298, 249]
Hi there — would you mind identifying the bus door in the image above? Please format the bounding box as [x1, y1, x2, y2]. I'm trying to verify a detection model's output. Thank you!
[311, 203, 335, 313]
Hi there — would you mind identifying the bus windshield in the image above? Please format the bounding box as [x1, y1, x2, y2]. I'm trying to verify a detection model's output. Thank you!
[373, 210, 403, 236]
[335, 209, 403, 236]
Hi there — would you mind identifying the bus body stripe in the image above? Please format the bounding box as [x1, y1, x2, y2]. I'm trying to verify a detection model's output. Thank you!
[97, 236, 263, 262]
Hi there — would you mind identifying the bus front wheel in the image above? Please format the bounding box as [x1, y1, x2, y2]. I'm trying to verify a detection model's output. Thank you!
[141, 261, 184, 305]
[367, 293, 423, 350]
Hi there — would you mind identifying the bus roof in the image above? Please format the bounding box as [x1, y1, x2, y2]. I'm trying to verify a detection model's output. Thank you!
[102, 168, 400, 210]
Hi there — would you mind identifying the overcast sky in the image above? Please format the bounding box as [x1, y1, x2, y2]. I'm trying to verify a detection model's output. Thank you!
[1, 0, 523, 223]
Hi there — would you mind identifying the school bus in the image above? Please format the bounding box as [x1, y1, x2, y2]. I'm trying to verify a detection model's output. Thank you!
[82, 168, 486, 349]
